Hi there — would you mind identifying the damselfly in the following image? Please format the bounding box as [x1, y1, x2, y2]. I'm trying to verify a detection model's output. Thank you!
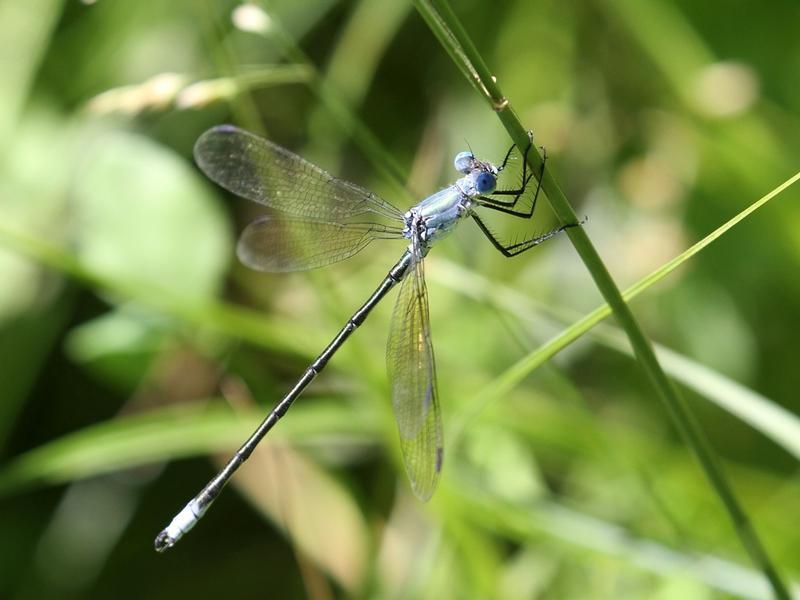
[154, 125, 577, 552]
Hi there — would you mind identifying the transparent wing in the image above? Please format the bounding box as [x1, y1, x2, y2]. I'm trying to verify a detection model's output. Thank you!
[194, 125, 404, 223]
[237, 215, 403, 272]
[386, 255, 443, 500]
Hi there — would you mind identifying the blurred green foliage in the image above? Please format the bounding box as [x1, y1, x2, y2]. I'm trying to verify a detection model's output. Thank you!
[1, 0, 799, 598]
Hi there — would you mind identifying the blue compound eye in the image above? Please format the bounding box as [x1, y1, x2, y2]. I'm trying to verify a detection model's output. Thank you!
[454, 151, 474, 174]
[475, 172, 496, 194]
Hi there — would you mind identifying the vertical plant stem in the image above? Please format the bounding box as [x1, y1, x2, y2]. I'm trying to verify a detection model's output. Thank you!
[413, 0, 789, 597]
[258, 1, 412, 202]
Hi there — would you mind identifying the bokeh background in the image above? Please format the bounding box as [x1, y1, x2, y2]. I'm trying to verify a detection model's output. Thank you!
[1, 0, 800, 598]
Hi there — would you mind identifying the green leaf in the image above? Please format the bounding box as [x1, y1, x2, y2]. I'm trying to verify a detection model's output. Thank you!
[73, 130, 232, 300]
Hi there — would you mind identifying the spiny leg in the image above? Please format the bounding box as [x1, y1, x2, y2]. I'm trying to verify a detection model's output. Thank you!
[492, 142, 532, 199]
[472, 213, 582, 258]
[496, 142, 517, 172]
[496, 130, 534, 175]
[481, 145, 547, 216]
[477, 148, 547, 220]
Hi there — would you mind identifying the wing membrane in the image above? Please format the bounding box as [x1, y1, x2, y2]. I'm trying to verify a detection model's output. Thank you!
[386, 256, 443, 500]
[194, 125, 404, 222]
[237, 215, 402, 272]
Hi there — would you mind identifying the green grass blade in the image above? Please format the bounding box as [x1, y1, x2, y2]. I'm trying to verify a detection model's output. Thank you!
[250, 4, 413, 203]
[453, 485, 800, 599]
[8, 399, 797, 596]
[0, 0, 63, 147]
[307, 0, 410, 167]
[0, 400, 379, 495]
[413, 0, 791, 596]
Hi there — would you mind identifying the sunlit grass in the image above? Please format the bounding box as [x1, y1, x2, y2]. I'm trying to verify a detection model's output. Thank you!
[2, 1, 799, 597]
